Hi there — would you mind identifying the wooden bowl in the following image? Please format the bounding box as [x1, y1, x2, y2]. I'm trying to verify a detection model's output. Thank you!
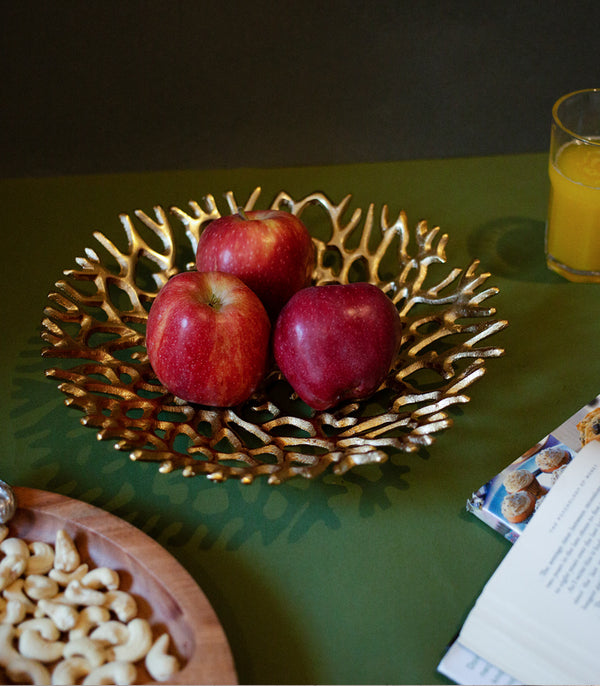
[8, 487, 238, 685]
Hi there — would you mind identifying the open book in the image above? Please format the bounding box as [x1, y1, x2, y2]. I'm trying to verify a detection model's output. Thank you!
[439, 438, 600, 685]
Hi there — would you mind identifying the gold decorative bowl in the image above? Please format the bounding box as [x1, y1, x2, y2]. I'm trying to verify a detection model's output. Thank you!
[41, 188, 507, 484]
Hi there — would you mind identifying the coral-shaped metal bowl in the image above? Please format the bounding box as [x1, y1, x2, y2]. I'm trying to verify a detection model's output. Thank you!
[41, 188, 507, 483]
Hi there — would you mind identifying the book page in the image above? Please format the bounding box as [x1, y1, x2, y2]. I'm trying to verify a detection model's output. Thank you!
[457, 439, 600, 685]
[437, 640, 522, 685]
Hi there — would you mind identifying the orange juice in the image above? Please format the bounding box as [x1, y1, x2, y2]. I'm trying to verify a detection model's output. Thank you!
[546, 139, 600, 280]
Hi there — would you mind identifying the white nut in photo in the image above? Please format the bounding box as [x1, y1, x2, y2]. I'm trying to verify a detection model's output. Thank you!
[68, 605, 111, 640]
[25, 574, 60, 601]
[0, 624, 21, 666]
[53, 530, 80, 573]
[16, 618, 60, 642]
[51, 656, 92, 686]
[6, 655, 51, 686]
[49, 563, 89, 587]
[0, 555, 28, 591]
[103, 590, 137, 622]
[26, 541, 55, 576]
[19, 627, 65, 663]
[37, 599, 79, 632]
[63, 579, 105, 606]
[0, 537, 30, 560]
[81, 567, 120, 591]
[145, 633, 180, 682]
[63, 636, 107, 669]
[90, 620, 129, 648]
[3, 578, 37, 614]
[0, 598, 28, 625]
[111, 618, 152, 663]
[81, 660, 137, 686]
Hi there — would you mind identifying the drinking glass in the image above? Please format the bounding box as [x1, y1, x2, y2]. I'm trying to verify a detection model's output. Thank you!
[545, 88, 600, 282]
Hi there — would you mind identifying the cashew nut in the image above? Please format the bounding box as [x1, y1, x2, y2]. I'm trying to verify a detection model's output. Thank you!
[90, 620, 128, 647]
[25, 574, 59, 601]
[0, 598, 28, 625]
[68, 605, 110, 641]
[0, 537, 30, 560]
[145, 633, 180, 682]
[81, 567, 119, 591]
[3, 579, 36, 614]
[53, 531, 80, 574]
[81, 660, 137, 686]
[0, 525, 8, 544]
[0, 627, 50, 686]
[37, 599, 79, 632]
[63, 580, 105, 607]
[49, 563, 89, 587]
[17, 618, 60, 642]
[111, 618, 152, 663]
[26, 542, 55, 576]
[63, 636, 106, 669]
[0, 555, 28, 591]
[6, 656, 51, 686]
[102, 590, 137, 623]
[0, 624, 20, 666]
[51, 656, 92, 686]
[19, 627, 65, 663]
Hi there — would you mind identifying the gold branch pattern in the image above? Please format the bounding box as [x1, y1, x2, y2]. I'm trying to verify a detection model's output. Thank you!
[41, 188, 507, 483]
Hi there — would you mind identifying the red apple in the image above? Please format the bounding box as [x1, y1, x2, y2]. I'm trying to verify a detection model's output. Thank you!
[146, 270, 271, 407]
[195, 209, 315, 318]
[273, 283, 402, 410]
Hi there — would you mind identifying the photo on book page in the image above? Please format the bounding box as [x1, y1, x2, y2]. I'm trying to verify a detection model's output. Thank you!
[466, 393, 600, 542]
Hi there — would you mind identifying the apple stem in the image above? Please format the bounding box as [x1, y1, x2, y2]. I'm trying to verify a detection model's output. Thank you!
[237, 207, 249, 221]
[207, 292, 222, 311]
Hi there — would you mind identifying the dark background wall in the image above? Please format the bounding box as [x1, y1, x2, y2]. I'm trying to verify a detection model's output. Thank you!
[3, 0, 599, 178]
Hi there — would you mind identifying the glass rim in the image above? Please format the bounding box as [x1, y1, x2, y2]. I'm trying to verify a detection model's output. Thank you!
[552, 88, 600, 146]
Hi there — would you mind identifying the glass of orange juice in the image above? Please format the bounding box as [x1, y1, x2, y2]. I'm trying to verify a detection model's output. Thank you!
[546, 88, 600, 282]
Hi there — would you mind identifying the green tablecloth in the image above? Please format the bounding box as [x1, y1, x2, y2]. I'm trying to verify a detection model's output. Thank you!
[2, 154, 598, 684]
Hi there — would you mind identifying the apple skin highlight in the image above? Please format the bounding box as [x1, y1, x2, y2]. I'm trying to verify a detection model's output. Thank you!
[273, 283, 402, 410]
